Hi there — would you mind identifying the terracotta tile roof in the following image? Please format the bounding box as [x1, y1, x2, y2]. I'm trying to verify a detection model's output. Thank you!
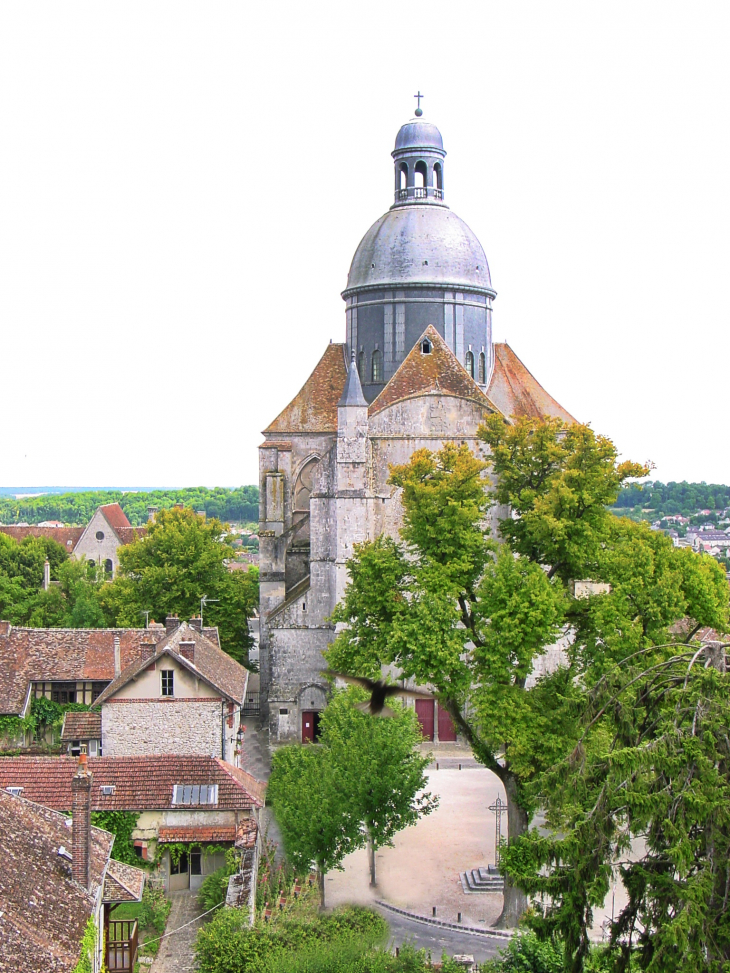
[61, 711, 102, 742]
[0, 525, 84, 550]
[103, 859, 145, 903]
[93, 621, 248, 706]
[99, 503, 132, 532]
[221, 764, 268, 807]
[369, 326, 501, 417]
[259, 441, 293, 450]
[0, 626, 161, 716]
[114, 525, 146, 545]
[0, 789, 114, 972]
[486, 343, 576, 423]
[0, 756, 264, 811]
[157, 826, 237, 844]
[263, 343, 348, 435]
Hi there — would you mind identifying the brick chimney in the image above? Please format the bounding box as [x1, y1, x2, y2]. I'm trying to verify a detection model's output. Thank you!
[147, 505, 158, 522]
[179, 641, 195, 663]
[113, 635, 121, 678]
[71, 749, 93, 889]
[165, 615, 181, 635]
[189, 616, 203, 633]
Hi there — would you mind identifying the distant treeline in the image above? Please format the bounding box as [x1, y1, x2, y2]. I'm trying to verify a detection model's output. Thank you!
[0, 486, 260, 526]
[613, 481, 730, 517]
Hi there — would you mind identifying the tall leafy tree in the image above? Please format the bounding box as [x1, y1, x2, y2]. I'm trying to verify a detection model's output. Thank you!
[327, 424, 649, 926]
[318, 688, 438, 887]
[268, 690, 437, 904]
[100, 508, 258, 662]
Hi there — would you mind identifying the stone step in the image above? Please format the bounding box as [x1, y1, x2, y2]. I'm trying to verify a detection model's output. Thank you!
[460, 865, 505, 893]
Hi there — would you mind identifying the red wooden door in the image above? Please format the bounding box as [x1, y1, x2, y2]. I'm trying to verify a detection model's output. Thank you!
[437, 704, 457, 742]
[302, 711, 315, 743]
[415, 699, 434, 741]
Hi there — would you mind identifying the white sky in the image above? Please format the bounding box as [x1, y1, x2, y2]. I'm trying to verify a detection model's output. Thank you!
[0, 2, 727, 489]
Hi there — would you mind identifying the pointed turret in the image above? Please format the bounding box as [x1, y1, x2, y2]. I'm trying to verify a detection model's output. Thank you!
[338, 350, 368, 408]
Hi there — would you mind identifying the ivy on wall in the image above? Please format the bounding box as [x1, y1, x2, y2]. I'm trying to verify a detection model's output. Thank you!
[91, 810, 140, 866]
[71, 916, 97, 973]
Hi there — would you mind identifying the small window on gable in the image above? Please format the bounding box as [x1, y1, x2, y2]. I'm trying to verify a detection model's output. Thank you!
[161, 670, 174, 697]
[421, 339, 432, 355]
[96, 531, 105, 541]
[465, 351, 475, 378]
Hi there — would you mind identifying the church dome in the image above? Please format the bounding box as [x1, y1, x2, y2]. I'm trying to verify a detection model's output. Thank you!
[344, 204, 492, 295]
[394, 119, 444, 153]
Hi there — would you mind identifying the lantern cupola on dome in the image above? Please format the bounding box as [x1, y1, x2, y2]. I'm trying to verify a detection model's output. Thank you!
[392, 114, 446, 207]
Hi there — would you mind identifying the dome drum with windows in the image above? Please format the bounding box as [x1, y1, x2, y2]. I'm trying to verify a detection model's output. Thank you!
[343, 111, 496, 400]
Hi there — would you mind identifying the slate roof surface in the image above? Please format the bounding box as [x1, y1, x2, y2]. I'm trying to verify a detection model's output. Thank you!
[0, 626, 161, 716]
[0, 788, 114, 973]
[103, 859, 146, 903]
[0, 525, 84, 550]
[61, 710, 102, 741]
[486, 343, 576, 423]
[0, 756, 264, 810]
[369, 326, 500, 417]
[263, 343, 348, 435]
[93, 621, 248, 705]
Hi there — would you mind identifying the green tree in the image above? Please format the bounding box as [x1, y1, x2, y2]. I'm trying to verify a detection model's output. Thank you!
[267, 744, 362, 908]
[100, 508, 257, 662]
[499, 522, 730, 973]
[327, 424, 648, 927]
[317, 689, 438, 887]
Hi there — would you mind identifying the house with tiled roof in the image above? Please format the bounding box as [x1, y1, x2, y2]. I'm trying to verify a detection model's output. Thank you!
[93, 620, 249, 764]
[0, 754, 263, 894]
[0, 755, 145, 973]
[258, 112, 575, 742]
[0, 616, 223, 750]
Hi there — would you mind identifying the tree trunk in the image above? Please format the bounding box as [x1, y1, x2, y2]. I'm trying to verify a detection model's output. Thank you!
[317, 865, 326, 910]
[367, 834, 376, 886]
[494, 771, 529, 929]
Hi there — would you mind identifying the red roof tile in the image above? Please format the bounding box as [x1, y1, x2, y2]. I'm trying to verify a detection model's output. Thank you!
[61, 711, 102, 742]
[264, 343, 348, 435]
[99, 503, 132, 532]
[0, 756, 264, 810]
[0, 525, 84, 550]
[158, 826, 237, 844]
[103, 859, 145, 903]
[0, 789, 114, 972]
[93, 621, 248, 706]
[0, 626, 161, 716]
[486, 343, 576, 423]
[369, 326, 501, 417]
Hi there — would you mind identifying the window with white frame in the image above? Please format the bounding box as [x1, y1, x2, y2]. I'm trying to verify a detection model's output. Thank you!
[161, 670, 174, 697]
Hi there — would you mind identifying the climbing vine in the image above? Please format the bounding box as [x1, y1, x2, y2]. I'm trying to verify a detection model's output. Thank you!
[91, 810, 140, 866]
[71, 915, 98, 973]
[162, 842, 229, 866]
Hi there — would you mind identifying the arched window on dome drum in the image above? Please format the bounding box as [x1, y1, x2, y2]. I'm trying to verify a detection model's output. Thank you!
[371, 349, 383, 383]
[433, 162, 442, 189]
[478, 352, 486, 384]
[414, 161, 427, 198]
[399, 163, 408, 190]
[465, 351, 475, 379]
[357, 351, 365, 379]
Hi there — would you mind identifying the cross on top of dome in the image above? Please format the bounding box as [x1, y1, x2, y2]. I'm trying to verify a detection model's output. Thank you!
[414, 90, 424, 117]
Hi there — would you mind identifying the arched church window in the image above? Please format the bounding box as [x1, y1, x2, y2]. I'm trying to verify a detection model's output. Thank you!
[414, 161, 427, 188]
[465, 351, 475, 379]
[371, 350, 383, 383]
[478, 352, 486, 384]
[294, 457, 319, 513]
[357, 351, 365, 379]
[433, 162, 442, 189]
[399, 163, 408, 190]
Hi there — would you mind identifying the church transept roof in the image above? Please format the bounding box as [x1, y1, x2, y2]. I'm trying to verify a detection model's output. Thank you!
[369, 326, 501, 417]
[263, 343, 348, 435]
[486, 343, 576, 423]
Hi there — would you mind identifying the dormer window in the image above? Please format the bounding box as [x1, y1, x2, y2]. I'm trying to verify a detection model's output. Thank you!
[421, 339, 432, 355]
[6, 786, 23, 797]
[161, 670, 174, 697]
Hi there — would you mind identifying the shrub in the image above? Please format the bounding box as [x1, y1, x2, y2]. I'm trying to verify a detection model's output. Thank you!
[198, 865, 233, 912]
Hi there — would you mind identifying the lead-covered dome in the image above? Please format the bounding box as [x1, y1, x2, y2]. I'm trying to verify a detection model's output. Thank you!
[394, 119, 444, 153]
[344, 204, 492, 295]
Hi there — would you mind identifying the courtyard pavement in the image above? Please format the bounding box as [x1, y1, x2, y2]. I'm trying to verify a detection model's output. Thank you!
[150, 890, 205, 973]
